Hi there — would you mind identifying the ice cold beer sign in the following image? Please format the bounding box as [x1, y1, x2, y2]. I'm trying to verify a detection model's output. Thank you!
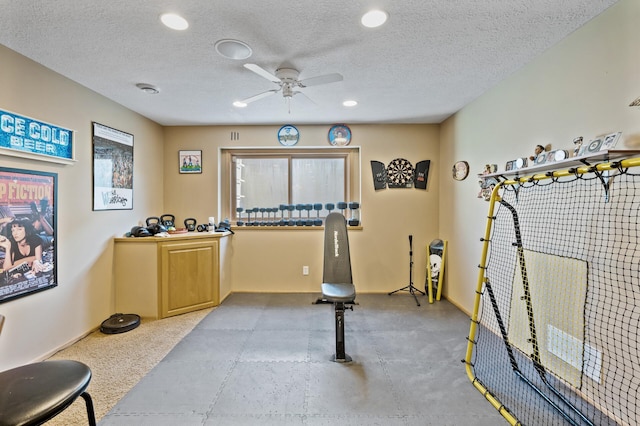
[0, 109, 74, 163]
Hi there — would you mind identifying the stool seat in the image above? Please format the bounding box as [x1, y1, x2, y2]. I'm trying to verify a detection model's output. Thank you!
[321, 283, 356, 303]
[0, 360, 96, 426]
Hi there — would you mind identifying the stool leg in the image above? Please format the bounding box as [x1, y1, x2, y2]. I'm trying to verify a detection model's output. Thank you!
[332, 302, 352, 362]
[80, 392, 97, 426]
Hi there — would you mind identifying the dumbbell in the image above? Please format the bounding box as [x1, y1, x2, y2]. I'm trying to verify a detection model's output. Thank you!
[304, 204, 313, 226]
[236, 207, 245, 226]
[348, 202, 360, 226]
[248, 208, 257, 226]
[258, 207, 266, 226]
[295, 204, 305, 226]
[287, 205, 296, 226]
[337, 202, 348, 216]
[313, 203, 323, 226]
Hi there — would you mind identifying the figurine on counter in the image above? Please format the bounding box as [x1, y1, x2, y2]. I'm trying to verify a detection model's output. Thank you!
[573, 136, 584, 157]
[529, 144, 553, 164]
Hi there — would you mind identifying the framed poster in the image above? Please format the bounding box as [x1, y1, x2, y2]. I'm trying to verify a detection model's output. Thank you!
[179, 150, 202, 174]
[92, 122, 134, 210]
[0, 167, 57, 303]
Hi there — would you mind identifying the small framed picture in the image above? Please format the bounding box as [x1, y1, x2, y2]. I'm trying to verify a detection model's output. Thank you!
[601, 132, 622, 151]
[580, 138, 604, 156]
[179, 150, 202, 174]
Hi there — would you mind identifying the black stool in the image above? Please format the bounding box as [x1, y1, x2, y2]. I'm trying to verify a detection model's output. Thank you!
[0, 360, 96, 426]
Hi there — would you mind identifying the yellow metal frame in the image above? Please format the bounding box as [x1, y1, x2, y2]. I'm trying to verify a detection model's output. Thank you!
[426, 240, 447, 304]
[464, 156, 640, 426]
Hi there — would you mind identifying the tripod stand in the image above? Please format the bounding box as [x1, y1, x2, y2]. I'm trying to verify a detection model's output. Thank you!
[388, 235, 425, 306]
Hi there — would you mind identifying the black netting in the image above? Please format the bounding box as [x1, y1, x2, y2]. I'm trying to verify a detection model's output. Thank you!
[468, 168, 640, 426]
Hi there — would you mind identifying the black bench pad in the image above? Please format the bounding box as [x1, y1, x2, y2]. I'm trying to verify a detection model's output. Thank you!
[322, 283, 356, 303]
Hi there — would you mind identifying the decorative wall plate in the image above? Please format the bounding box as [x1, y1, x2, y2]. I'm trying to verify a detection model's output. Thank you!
[277, 125, 299, 146]
[554, 150, 569, 161]
[452, 161, 469, 181]
[328, 124, 351, 146]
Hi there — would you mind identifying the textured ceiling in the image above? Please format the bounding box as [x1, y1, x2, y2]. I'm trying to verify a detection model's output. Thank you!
[0, 1, 618, 126]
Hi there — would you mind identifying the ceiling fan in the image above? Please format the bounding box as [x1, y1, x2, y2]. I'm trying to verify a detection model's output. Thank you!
[238, 63, 343, 112]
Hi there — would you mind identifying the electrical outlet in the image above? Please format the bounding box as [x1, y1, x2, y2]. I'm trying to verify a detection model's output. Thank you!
[302, 266, 309, 276]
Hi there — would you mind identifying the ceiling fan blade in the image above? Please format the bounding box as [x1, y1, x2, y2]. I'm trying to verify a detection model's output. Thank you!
[239, 89, 279, 104]
[243, 63, 280, 83]
[293, 91, 316, 105]
[298, 73, 343, 87]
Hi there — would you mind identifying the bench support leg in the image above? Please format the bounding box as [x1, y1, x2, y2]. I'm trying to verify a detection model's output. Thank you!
[332, 302, 352, 363]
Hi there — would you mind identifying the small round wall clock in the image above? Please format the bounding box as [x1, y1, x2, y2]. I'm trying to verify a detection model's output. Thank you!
[328, 124, 351, 146]
[277, 125, 299, 146]
[452, 161, 469, 181]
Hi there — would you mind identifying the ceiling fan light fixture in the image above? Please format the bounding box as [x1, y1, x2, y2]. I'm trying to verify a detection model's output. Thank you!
[136, 83, 159, 94]
[215, 39, 252, 60]
[343, 100, 358, 107]
[361, 10, 388, 28]
[160, 13, 189, 30]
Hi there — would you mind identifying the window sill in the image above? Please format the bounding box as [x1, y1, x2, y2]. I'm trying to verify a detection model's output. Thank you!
[231, 225, 363, 231]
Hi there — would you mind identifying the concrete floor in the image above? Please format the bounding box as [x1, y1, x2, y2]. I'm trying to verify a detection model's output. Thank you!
[99, 293, 506, 425]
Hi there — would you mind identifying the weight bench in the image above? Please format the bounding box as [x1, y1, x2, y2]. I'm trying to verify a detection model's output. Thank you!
[319, 212, 356, 362]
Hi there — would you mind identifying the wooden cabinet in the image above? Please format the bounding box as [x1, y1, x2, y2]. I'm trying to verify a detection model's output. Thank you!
[114, 233, 230, 319]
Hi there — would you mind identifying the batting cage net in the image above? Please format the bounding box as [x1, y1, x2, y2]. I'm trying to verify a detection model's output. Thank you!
[465, 156, 640, 426]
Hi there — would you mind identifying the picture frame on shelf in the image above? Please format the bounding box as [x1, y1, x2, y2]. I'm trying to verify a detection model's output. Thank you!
[602, 132, 622, 151]
[579, 137, 604, 156]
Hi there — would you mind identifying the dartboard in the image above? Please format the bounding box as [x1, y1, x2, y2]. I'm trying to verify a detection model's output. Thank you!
[386, 158, 414, 188]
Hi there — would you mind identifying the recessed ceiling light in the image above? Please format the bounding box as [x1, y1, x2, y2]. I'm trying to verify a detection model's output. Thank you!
[361, 10, 388, 28]
[233, 101, 248, 108]
[343, 100, 358, 107]
[136, 83, 159, 94]
[160, 13, 189, 30]
[215, 39, 253, 60]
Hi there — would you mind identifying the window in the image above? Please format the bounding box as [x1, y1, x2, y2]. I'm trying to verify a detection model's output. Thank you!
[221, 147, 360, 224]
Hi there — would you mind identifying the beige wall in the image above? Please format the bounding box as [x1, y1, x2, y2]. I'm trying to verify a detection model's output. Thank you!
[439, 0, 639, 314]
[0, 0, 636, 370]
[0, 45, 165, 370]
[163, 124, 440, 294]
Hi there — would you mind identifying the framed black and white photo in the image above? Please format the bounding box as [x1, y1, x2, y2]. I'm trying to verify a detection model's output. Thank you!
[0, 167, 57, 303]
[92, 122, 134, 210]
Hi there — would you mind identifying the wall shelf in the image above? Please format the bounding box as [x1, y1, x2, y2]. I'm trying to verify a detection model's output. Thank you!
[479, 150, 640, 180]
